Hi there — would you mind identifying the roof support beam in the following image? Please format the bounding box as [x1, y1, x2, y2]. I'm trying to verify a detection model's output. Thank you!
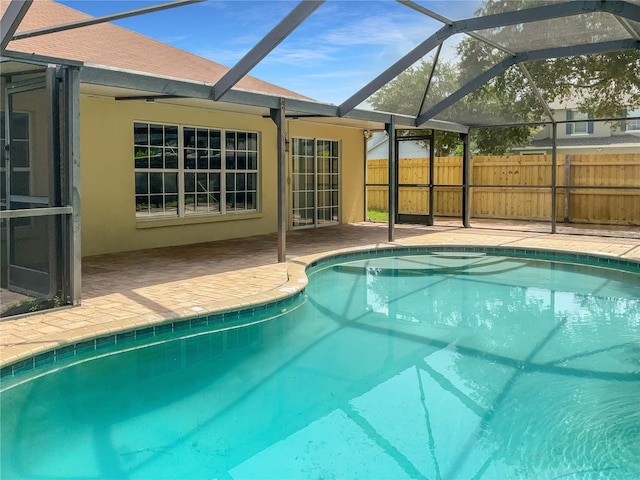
[518, 64, 555, 124]
[616, 1, 640, 22]
[417, 43, 442, 117]
[416, 58, 517, 127]
[396, 0, 451, 26]
[399, 2, 520, 119]
[1, 49, 83, 67]
[212, 0, 324, 101]
[404, 0, 629, 127]
[339, 1, 640, 117]
[1, 0, 32, 52]
[416, 38, 639, 127]
[614, 15, 640, 40]
[11, 0, 204, 41]
[78, 65, 469, 132]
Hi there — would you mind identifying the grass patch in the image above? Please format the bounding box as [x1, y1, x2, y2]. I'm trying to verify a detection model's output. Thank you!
[367, 209, 389, 222]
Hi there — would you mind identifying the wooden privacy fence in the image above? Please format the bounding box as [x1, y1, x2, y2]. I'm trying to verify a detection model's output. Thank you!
[367, 154, 640, 225]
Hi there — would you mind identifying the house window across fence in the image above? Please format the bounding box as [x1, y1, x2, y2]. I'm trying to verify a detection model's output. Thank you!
[566, 110, 593, 135]
[627, 109, 640, 132]
[134, 122, 258, 218]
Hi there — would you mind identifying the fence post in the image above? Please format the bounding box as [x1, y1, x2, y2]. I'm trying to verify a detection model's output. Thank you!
[428, 128, 435, 225]
[563, 155, 571, 223]
[551, 123, 557, 233]
[461, 132, 471, 227]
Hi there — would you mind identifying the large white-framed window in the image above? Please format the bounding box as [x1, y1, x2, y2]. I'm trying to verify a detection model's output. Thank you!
[134, 123, 179, 217]
[291, 137, 340, 229]
[183, 126, 221, 215]
[565, 110, 593, 135]
[626, 109, 640, 132]
[134, 122, 259, 219]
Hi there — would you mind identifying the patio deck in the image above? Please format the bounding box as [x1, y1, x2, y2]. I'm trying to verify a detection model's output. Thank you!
[2, 221, 640, 369]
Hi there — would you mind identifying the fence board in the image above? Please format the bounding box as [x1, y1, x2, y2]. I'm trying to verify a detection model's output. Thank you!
[367, 153, 640, 225]
[367, 159, 388, 184]
[567, 154, 640, 187]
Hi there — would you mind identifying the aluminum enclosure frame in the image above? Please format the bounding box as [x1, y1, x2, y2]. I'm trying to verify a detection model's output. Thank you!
[2, 0, 638, 132]
[1, 0, 639, 281]
[339, 0, 640, 118]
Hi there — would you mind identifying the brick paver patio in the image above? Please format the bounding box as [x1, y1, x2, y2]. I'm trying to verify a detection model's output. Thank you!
[2, 221, 640, 368]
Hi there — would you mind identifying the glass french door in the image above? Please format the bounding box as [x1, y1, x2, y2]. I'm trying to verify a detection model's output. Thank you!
[291, 138, 340, 229]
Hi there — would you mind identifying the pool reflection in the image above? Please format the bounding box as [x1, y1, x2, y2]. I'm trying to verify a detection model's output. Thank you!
[2, 255, 639, 479]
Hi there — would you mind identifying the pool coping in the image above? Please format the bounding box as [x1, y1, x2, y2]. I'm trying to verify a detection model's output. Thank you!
[2, 242, 639, 379]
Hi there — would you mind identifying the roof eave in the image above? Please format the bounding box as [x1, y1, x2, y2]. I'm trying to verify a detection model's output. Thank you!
[1, 48, 83, 68]
[79, 64, 469, 133]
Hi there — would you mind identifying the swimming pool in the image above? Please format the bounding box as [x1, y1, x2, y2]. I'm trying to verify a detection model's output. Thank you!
[1, 249, 639, 479]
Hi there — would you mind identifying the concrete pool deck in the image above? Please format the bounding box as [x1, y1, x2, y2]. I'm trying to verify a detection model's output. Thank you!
[2, 221, 640, 369]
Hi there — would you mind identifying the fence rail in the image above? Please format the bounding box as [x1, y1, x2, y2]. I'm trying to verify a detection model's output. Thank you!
[367, 154, 640, 225]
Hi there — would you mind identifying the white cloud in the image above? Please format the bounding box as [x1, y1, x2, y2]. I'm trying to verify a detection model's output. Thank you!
[301, 70, 371, 80]
[159, 34, 191, 44]
[323, 14, 430, 49]
[255, 5, 442, 71]
[263, 45, 336, 65]
[193, 47, 248, 67]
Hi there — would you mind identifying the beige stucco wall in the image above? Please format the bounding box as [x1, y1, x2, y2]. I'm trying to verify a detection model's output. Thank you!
[518, 145, 640, 155]
[556, 146, 640, 155]
[534, 113, 622, 140]
[80, 95, 364, 256]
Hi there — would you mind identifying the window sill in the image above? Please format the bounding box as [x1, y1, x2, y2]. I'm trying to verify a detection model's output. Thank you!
[136, 211, 262, 229]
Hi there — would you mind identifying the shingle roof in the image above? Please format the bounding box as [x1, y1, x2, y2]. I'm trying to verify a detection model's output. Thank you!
[1, 0, 311, 100]
[530, 133, 640, 148]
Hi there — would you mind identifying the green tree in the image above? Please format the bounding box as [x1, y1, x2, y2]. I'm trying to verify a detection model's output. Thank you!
[472, 0, 640, 114]
[369, 57, 537, 155]
[455, 36, 545, 154]
[370, 0, 640, 154]
[369, 60, 464, 156]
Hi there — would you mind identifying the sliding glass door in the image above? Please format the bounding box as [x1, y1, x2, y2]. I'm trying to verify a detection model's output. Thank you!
[291, 138, 340, 229]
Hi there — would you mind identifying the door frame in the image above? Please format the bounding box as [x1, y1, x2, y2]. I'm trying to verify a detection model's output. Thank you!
[3, 72, 58, 297]
[290, 136, 341, 230]
[395, 130, 435, 226]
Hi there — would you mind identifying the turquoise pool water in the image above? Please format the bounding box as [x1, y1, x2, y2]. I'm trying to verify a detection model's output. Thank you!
[1, 251, 639, 479]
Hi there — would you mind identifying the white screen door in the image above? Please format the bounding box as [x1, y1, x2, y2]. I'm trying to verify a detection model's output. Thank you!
[2, 75, 56, 297]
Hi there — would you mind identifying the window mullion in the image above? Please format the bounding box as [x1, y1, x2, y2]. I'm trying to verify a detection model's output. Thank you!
[221, 129, 227, 215]
[313, 139, 318, 227]
[178, 125, 185, 217]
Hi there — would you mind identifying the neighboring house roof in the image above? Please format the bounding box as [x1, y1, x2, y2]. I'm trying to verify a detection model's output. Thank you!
[526, 133, 640, 149]
[366, 132, 388, 153]
[366, 132, 430, 159]
[1, 0, 310, 101]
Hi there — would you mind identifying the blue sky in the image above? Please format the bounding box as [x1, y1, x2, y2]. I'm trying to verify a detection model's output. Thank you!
[58, 0, 481, 105]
